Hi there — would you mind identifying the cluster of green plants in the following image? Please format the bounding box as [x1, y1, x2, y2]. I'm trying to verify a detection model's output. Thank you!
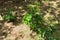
[0, 1, 59, 40]
[2, 8, 15, 22]
[23, 1, 59, 40]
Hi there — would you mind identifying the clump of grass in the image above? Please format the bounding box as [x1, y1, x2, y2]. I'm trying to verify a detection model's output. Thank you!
[23, 1, 58, 40]
[2, 8, 15, 22]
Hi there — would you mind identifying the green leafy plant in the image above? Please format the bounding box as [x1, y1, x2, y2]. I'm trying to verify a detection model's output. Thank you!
[2, 9, 15, 21]
[23, 1, 58, 40]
